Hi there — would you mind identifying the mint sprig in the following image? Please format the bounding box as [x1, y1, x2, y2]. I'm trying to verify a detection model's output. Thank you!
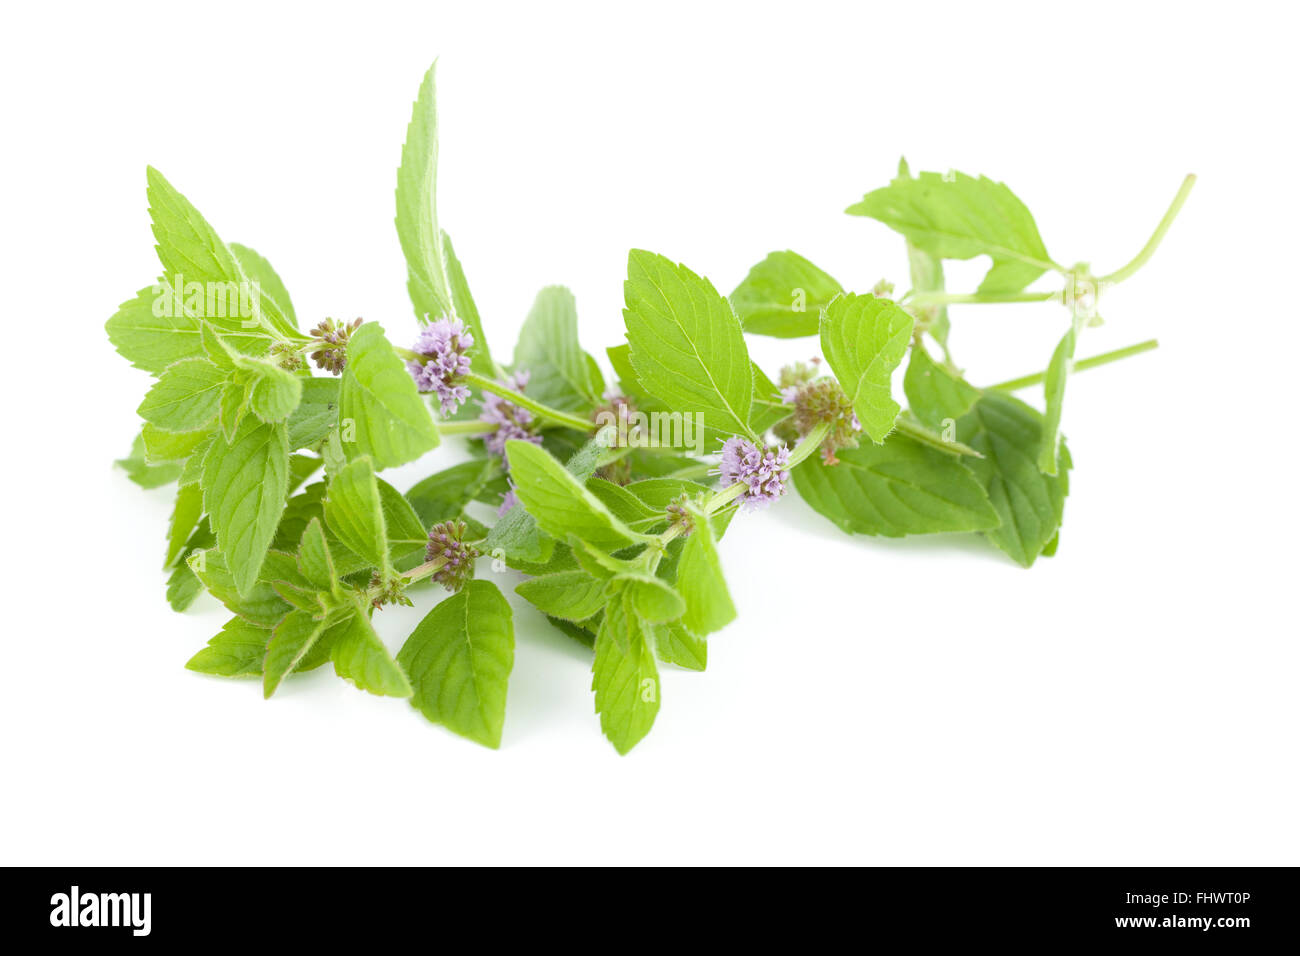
[107, 62, 1193, 754]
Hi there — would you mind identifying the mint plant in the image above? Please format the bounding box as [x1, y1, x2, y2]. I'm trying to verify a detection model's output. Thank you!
[108, 62, 1193, 754]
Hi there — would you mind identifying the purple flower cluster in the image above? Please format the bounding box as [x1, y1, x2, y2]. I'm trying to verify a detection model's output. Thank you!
[407, 318, 474, 415]
[481, 370, 541, 461]
[425, 519, 480, 592]
[497, 487, 519, 517]
[718, 437, 791, 511]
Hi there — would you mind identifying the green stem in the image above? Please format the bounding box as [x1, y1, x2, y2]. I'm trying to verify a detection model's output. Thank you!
[437, 420, 499, 436]
[1097, 175, 1196, 285]
[462, 372, 595, 432]
[989, 338, 1159, 391]
[893, 416, 983, 457]
[905, 290, 1059, 307]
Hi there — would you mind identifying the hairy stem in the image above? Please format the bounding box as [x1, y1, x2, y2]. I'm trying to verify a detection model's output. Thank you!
[905, 290, 1059, 307]
[989, 339, 1159, 391]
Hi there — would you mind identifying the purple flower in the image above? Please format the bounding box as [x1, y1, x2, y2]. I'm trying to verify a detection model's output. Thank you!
[480, 370, 541, 462]
[497, 486, 519, 517]
[425, 519, 480, 592]
[717, 436, 791, 510]
[407, 318, 474, 415]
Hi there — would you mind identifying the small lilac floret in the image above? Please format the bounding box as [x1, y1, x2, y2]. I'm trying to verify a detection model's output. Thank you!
[717, 436, 791, 511]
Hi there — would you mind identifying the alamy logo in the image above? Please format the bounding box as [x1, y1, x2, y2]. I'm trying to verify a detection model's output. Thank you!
[49, 885, 151, 936]
[152, 273, 261, 326]
[593, 405, 706, 455]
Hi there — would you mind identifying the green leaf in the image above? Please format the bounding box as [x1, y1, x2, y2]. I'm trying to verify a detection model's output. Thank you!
[513, 285, 603, 411]
[339, 322, 439, 468]
[283, 377, 339, 451]
[165, 482, 204, 568]
[329, 596, 412, 698]
[218, 380, 249, 440]
[441, 231, 496, 377]
[236, 356, 302, 424]
[105, 286, 204, 374]
[730, 250, 843, 338]
[146, 167, 293, 340]
[957, 392, 1071, 567]
[675, 511, 735, 635]
[615, 575, 685, 624]
[405, 458, 504, 526]
[623, 250, 754, 439]
[1037, 326, 1076, 476]
[592, 594, 660, 755]
[137, 358, 226, 432]
[792, 435, 1000, 537]
[398, 580, 514, 748]
[142, 423, 209, 464]
[263, 608, 334, 698]
[186, 617, 270, 678]
[396, 61, 454, 323]
[506, 440, 642, 551]
[200, 417, 289, 595]
[515, 570, 607, 622]
[229, 243, 297, 326]
[650, 621, 706, 672]
[115, 434, 181, 488]
[903, 344, 979, 430]
[819, 293, 913, 442]
[324, 457, 390, 574]
[189, 548, 291, 626]
[297, 517, 339, 592]
[847, 168, 1055, 294]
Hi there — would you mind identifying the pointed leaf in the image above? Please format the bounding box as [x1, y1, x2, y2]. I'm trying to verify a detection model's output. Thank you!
[820, 293, 913, 442]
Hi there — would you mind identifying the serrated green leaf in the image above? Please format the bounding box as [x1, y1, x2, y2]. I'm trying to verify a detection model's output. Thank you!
[847, 168, 1055, 294]
[515, 570, 608, 622]
[137, 358, 226, 432]
[396, 61, 454, 323]
[189, 548, 291, 626]
[263, 607, 334, 697]
[200, 417, 289, 595]
[675, 512, 736, 636]
[297, 517, 338, 592]
[513, 285, 603, 411]
[506, 440, 642, 551]
[730, 250, 843, 338]
[285, 377, 340, 450]
[615, 574, 685, 624]
[218, 380, 248, 439]
[229, 242, 297, 327]
[146, 167, 293, 341]
[141, 422, 209, 465]
[623, 250, 754, 439]
[903, 344, 980, 430]
[115, 434, 181, 488]
[957, 392, 1071, 567]
[339, 322, 439, 468]
[186, 617, 270, 678]
[592, 594, 660, 755]
[329, 596, 411, 698]
[820, 293, 913, 442]
[105, 285, 204, 374]
[650, 620, 707, 671]
[324, 457, 389, 573]
[236, 356, 302, 423]
[749, 360, 792, 433]
[792, 435, 1000, 538]
[398, 580, 514, 748]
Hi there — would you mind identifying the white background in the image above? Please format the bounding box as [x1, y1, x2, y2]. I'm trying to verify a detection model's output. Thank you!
[2, 1, 1296, 865]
